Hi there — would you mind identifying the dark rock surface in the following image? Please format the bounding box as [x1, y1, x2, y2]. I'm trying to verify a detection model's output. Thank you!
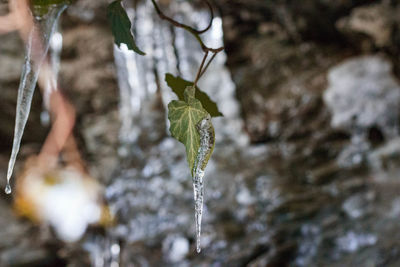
[217, 0, 400, 144]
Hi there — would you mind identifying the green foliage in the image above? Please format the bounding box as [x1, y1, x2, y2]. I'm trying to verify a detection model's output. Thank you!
[31, 0, 72, 5]
[107, 0, 145, 55]
[168, 86, 213, 175]
[31, 0, 72, 16]
[165, 73, 223, 117]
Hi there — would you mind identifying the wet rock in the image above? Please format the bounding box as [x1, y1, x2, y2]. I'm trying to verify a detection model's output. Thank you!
[296, 224, 321, 266]
[82, 111, 120, 184]
[342, 191, 375, 219]
[368, 137, 400, 171]
[217, 0, 400, 147]
[162, 235, 189, 263]
[389, 197, 400, 218]
[0, 247, 65, 267]
[336, 231, 377, 253]
[230, 35, 342, 143]
[60, 18, 119, 184]
[236, 185, 256, 206]
[0, 194, 67, 267]
[334, 177, 366, 196]
[336, 135, 370, 169]
[0, 34, 22, 82]
[324, 55, 400, 138]
[307, 161, 340, 185]
[61, 25, 116, 100]
[337, 4, 394, 48]
[217, 0, 373, 45]
[247, 242, 297, 267]
[216, 0, 382, 144]
[64, 0, 109, 25]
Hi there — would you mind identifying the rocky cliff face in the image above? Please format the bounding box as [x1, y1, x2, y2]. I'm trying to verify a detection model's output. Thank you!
[1, 0, 400, 266]
[217, 0, 400, 143]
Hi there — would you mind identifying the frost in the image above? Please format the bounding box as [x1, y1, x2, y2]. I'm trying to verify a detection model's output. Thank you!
[192, 114, 214, 253]
[5, 4, 67, 194]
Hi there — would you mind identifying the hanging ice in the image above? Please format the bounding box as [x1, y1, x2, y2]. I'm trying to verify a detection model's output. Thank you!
[5, 4, 68, 194]
[192, 114, 214, 253]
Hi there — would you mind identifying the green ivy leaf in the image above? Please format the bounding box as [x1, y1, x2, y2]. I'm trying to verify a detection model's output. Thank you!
[168, 86, 213, 175]
[107, 0, 145, 55]
[165, 73, 223, 117]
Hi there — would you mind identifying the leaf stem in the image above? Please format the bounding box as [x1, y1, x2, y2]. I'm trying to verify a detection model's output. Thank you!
[194, 51, 208, 86]
[199, 51, 217, 78]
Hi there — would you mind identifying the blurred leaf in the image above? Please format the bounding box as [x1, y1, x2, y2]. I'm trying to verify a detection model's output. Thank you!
[165, 73, 223, 117]
[168, 86, 211, 175]
[31, 0, 72, 16]
[32, 0, 72, 5]
[107, 0, 145, 55]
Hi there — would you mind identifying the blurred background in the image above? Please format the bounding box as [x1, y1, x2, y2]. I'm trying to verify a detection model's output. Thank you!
[1, 0, 400, 266]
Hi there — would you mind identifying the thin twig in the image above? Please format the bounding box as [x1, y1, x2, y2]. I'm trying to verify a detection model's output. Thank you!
[194, 51, 208, 86]
[151, 0, 212, 34]
[195, 0, 213, 34]
[199, 51, 217, 78]
[150, 0, 224, 53]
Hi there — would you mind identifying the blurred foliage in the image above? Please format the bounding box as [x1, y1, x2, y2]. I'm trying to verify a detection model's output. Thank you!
[107, 0, 145, 55]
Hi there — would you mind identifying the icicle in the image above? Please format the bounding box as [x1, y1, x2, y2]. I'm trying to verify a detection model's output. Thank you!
[192, 114, 214, 253]
[192, 165, 204, 253]
[5, 183, 11, 195]
[5, 4, 67, 194]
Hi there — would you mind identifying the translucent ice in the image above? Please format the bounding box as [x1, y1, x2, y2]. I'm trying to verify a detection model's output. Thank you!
[192, 115, 214, 253]
[6, 4, 67, 193]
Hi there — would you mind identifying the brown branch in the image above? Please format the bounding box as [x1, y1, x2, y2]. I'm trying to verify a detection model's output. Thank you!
[150, 0, 224, 53]
[194, 0, 213, 34]
[151, 0, 213, 34]
[199, 51, 217, 78]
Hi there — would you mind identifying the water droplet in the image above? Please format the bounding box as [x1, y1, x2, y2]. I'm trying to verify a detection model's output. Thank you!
[5, 183, 11, 194]
[196, 244, 201, 253]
